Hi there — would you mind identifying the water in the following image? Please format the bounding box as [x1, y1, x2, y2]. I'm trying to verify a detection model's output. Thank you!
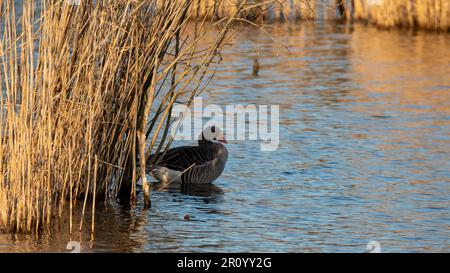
[1, 22, 450, 252]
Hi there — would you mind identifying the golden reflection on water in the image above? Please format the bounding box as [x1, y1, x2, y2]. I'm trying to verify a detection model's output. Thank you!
[348, 26, 450, 114]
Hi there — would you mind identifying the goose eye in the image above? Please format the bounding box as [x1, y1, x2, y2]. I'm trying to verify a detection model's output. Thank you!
[211, 126, 216, 133]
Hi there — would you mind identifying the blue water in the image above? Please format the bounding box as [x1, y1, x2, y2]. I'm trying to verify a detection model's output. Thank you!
[1, 22, 449, 252]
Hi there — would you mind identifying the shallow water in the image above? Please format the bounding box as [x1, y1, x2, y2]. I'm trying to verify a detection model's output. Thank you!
[1, 22, 450, 252]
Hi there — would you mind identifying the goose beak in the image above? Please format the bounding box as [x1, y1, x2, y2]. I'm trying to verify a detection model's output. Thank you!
[219, 138, 228, 144]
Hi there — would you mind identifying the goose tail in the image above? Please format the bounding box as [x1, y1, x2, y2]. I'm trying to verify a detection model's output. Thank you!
[149, 166, 182, 184]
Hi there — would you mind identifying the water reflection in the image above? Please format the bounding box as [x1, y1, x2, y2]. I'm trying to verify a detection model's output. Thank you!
[0, 202, 150, 252]
[153, 182, 224, 198]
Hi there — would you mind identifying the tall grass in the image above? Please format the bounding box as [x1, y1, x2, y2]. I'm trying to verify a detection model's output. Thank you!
[0, 0, 261, 233]
[352, 0, 450, 30]
[188, 0, 450, 30]
[188, 0, 314, 21]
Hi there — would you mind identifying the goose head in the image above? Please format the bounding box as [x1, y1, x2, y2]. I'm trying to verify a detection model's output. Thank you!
[199, 125, 227, 146]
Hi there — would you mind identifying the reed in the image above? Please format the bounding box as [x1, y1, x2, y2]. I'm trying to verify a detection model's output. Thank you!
[187, 0, 450, 30]
[0, 0, 261, 233]
[188, 0, 314, 21]
[352, 0, 450, 31]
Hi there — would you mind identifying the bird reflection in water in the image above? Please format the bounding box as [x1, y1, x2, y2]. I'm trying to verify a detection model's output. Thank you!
[152, 181, 224, 203]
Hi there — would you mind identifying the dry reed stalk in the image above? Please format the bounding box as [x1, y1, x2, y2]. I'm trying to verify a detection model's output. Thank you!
[91, 155, 97, 239]
[137, 60, 157, 209]
[69, 150, 73, 235]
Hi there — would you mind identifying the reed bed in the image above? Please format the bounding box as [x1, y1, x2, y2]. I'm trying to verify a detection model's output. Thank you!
[349, 0, 450, 30]
[0, 0, 266, 234]
[186, 1, 351, 21]
[188, 0, 317, 21]
[188, 0, 450, 30]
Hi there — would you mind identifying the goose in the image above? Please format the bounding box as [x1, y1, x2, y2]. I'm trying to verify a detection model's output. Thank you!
[149, 126, 228, 184]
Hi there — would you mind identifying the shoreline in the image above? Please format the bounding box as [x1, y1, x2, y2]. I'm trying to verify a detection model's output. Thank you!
[188, 0, 450, 32]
